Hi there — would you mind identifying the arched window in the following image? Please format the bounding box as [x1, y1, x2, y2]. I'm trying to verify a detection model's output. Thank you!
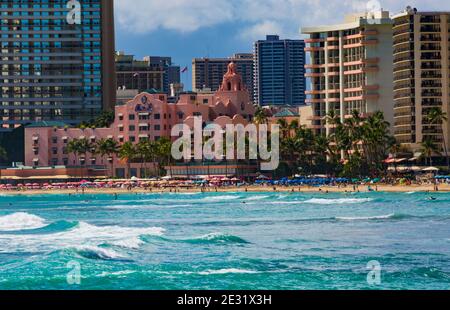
[227, 82, 231, 91]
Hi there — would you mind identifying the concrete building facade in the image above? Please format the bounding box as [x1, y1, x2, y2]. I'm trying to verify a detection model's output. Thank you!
[115, 52, 165, 94]
[0, 0, 116, 132]
[254, 35, 306, 106]
[302, 11, 394, 136]
[392, 8, 450, 154]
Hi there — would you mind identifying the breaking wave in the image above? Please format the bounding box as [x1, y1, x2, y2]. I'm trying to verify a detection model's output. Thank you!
[304, 198, 374, 205]
[183, 233, 249, 244]
[0, 213, 47, 231]
[335, 214, 396, 221]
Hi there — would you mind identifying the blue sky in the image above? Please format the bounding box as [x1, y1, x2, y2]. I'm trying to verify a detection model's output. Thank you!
[114, 0, 449, 90]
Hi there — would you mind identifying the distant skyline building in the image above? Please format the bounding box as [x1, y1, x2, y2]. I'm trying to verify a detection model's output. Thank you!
[0, 0, 116, 132]
[302, 11, 394, 136]
[115, 52, 180, 95]
[192, 53, 254, 98]
[253, 35, 306, 106]
[145, 56, 181, 94]
[392, 8, 450, 154]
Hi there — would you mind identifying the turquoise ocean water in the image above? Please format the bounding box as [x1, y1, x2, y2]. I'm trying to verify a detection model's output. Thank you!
[0, 191, 449, 290]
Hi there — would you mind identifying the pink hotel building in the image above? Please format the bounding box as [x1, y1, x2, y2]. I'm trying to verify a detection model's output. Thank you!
[24, 63, 256, 178]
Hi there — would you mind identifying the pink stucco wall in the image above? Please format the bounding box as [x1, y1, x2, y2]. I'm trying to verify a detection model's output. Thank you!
[25, 62, 255, 172]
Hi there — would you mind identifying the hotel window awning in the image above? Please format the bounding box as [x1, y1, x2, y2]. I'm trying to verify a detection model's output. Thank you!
[139, 134, 149, 138]
[33, 158, 39, 162]
[32, 136, 39, 141]
[90, 136, 96, 140]
[107, 135, 113, 139]
[139, 112, 150, 116]
[62, 136, 68, 140]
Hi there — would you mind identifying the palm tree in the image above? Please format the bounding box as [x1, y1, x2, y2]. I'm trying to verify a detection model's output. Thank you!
[254, 105, 268, 125]
[67, 139, 82, 165]
[0, 146, 7, 182]
[95, 138, 119, 178]
[420, 138, 441, 166]
[288, 119, 300, 138]
[389, 141, 402, 174]
[0, 146, 7, 162]
[119, 142, 136, 179]
[156, 137, 173, 177]
[77, 138, 93, 166]
[426, 107, 449, 169]
[276, 118, 289, 140]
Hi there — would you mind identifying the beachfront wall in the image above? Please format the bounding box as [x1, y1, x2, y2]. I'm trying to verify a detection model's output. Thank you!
[24, 63, 255, 177]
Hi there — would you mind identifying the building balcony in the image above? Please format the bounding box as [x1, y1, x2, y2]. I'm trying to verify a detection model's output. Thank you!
[305, 90, 326, 95]
[305, 72, 325, 77]
[344, 94, 379, 102]
[305, 38, 325, 43]
[305, 98, 326, 103]
[326, 45, 340, 50]
[305, 47, 325, 52]
[304, 64, 326, 69]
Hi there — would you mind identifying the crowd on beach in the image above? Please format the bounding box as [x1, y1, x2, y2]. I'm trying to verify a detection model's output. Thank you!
[1, 175, 449, 193]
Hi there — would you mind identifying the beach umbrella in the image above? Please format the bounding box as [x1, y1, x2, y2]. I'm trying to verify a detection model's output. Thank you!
[422, 167, 439, 172]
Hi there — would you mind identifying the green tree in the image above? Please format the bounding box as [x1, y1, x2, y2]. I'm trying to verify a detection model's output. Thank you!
[156, 137, 173, 177]
[276, 118, 289, 140]
[95, 138, 119, 177]
[254, 105, 268, 125]
[0, 146, 7, 163]
[420, 138, 441, 166]
[118, 142, 136, 179]
[426, 107, 449, 169]
[0, 146, 7, 182]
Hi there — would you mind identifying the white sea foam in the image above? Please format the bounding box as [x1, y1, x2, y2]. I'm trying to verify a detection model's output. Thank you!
[0, 212, 47, 231]
[304, 198, 373, 205]
[75, 245, 125, 260]
[271, 201, 298, 205]
[197, 269, 259, 275]
[201, 195, 240, 202]
[245, 195, 269, 201]
[159, 268, 259, 276]
[109, 237, 145, 249]
[99, 270, 136, 277]
[0, 216, 165, 254]
[335, 214, 395, 221]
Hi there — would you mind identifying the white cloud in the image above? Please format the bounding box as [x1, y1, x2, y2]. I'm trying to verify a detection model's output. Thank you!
[115, 0, 450, 38]
[241, 21, 284, 41]
[114, 0, 235, 33]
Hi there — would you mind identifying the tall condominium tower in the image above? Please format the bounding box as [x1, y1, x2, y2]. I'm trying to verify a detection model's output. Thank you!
[192, 53, 254, 97]
[0, 0, 116, 132]
[253, 35, 306, 106]
[302, 11, 394, 136]
[392, 8, 450, 155]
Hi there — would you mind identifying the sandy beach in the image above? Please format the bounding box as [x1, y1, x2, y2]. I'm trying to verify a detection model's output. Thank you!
[1, 183, 449, 196]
